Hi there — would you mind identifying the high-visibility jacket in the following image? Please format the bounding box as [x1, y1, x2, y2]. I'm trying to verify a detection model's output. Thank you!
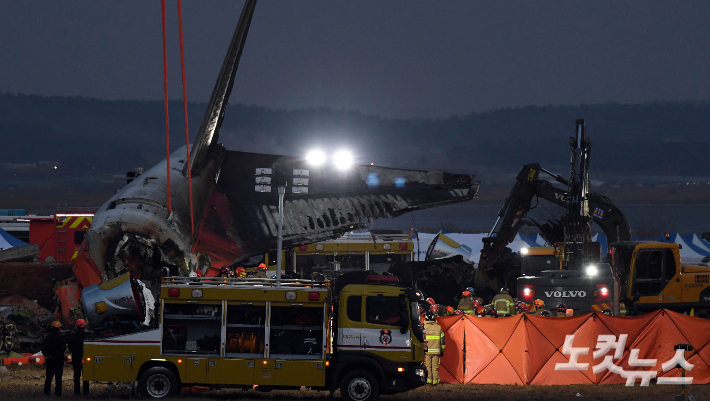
[457, 296, 474, 312]
[491, 293, 516, 316]
[424, 321, 445, 356]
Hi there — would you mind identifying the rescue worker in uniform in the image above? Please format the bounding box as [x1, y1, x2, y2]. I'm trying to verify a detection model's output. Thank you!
[423, 311, 445, 386]
[532, 299, 546, 316]
[67, 319, 89, 395]
[555, 303, 568, 317]
[491, 287, 516, 316]
[457, 290, 474, 314]
[42, 321, 66, 396]
[254, 263, 268, 278]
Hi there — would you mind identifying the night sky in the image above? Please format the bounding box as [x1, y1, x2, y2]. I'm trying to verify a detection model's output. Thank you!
[1, 1, 709, 119]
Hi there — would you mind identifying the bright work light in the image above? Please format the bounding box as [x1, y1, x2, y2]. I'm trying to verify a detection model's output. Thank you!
[333, 150, 353, 169]
[306, 150, 326, 165]
[586, 265, 598, 276]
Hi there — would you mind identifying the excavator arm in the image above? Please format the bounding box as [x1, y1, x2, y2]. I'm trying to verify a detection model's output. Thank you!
[477, 163, 631, 293]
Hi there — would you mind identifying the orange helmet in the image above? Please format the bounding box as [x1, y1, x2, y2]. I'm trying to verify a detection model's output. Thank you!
[75, 319, 86, 328]
[51, 321, 61, 329]
[534, 299, 545, 308]
[462, 290, 471, 297]
[235, 267, 247, 278]
[258, 263, 267, 270]
[446, 306, 454, 315]
[471, 299, 482, 307]
[426, 297, 436, 306]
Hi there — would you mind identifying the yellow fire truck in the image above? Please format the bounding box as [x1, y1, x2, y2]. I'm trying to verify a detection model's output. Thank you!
[82, 275, 426, 400]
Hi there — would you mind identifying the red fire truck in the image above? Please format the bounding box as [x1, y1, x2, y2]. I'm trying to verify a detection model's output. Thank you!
[21, 212, 94, 263]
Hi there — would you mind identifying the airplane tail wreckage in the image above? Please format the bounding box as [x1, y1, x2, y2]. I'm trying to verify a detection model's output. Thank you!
[80, 0, 480, 285]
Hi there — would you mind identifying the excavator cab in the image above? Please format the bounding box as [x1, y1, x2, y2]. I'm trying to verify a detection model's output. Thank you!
[520, 246, 562, 277]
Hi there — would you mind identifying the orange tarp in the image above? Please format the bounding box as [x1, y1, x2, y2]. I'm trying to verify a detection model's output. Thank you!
[437, 310, 710, 385]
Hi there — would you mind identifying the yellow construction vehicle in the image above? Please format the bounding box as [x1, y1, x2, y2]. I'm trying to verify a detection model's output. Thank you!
[81, 273, 426, 400]
[292, 232, 414, 278]
[519, 246, 563, 275]
[611, 241, 710, 315]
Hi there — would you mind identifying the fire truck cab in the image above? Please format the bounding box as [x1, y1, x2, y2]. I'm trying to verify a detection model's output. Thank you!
[82, 276, 426, 400]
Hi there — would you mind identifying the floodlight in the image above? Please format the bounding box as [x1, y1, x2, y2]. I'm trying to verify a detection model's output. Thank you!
[333, 150, 353, 170]
[306, 150, 326, 165]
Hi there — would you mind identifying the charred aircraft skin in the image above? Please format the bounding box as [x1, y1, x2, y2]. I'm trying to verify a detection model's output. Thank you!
[87, 145, 224, 280]
[85, 0, 480, 282]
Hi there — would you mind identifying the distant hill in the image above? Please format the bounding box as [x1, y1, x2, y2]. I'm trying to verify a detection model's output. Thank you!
[2, 92, 710, 182]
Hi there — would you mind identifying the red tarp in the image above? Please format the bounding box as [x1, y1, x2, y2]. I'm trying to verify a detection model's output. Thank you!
[437, 310, 710, 385]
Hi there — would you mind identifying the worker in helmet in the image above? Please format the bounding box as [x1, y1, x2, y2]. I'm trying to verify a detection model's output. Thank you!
[457, 290, 474, 314]
[555, 303, 568, 317]
[484, 308, 499, 318]
[235, 266, 248, 278]
[254, 263, 268, 278]
[67, 319, 90, 395]
[445, 306, 455, 316]
[491, 287, 516, 316]
[423, 311, 445, 386]
[532, 299, 546, 316]
[42, 321, 66, 396]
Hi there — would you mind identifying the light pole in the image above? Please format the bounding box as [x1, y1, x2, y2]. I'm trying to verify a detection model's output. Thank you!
[257, 166, 310, 287]
[276, 186, 285, 287]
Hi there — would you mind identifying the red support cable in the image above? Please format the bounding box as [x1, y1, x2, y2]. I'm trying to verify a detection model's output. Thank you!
[177, 0, 194, 234]
[161, 0, 172, 213]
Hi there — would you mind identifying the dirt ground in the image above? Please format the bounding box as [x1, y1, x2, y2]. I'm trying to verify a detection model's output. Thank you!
[1, 364, 709, 401]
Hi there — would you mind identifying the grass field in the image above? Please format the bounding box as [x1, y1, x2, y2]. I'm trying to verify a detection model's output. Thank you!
[1, 364, 709, 401]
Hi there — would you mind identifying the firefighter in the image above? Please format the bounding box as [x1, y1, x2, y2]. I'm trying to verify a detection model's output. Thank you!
[555, 303, 568, 317]
[423, 311, 445, 386]
[235, 266, 247, 278]
[67, 319, 89, 395]
[491, 287, 516, 316]
[484, 308, 499, 318]
[445, 306, 455, 316]
[254, 263, 268, 278]
[42, 320, 66, 396]
[532, 299, 546, 316]
[457, 290, 474, 313]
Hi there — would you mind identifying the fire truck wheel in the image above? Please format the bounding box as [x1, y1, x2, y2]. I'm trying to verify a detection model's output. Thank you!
[139, 367, 179, 398]
[340, 370, 379, 401]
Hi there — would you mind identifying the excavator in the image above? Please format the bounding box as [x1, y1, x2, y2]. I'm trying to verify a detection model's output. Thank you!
[479, 120, 710, 316]
[476, 120, 630, 306]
